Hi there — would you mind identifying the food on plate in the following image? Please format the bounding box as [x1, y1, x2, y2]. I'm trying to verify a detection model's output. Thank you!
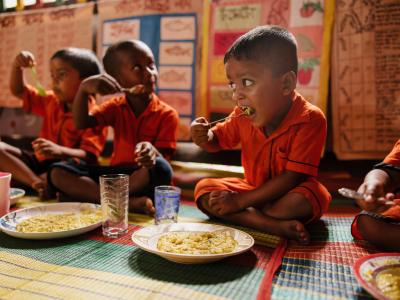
[157, 231, 237, 254]
[16, 209, 102, 233]
[375, 266, 400, 300]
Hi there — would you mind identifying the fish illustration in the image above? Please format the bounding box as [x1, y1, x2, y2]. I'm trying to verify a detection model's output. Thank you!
[160, 70, 187, 82]
[165, 46, 191, 56]
[165, 20, 193, 32]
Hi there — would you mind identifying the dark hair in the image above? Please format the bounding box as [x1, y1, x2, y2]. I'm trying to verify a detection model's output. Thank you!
[51, 48, 102, 79]
[224, 25, 298, 76]
[102, 40, 146, 78]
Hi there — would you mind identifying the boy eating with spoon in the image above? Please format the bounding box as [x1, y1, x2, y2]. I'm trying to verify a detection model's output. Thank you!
[191, 26, 331, 244]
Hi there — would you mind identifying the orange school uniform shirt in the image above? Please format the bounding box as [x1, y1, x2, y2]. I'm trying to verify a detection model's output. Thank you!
[23, 85, 107, 160]
[213, 91, 327, 187]
[383, 139, 400, 166]
[91, 93, 178, 166]
[380, 139, 400, 219]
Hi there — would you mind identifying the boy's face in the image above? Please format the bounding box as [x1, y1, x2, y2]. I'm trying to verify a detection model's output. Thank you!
[50, 58, 82, 103]
[115, 45, 158, 96]
[225, 58, 289, 128]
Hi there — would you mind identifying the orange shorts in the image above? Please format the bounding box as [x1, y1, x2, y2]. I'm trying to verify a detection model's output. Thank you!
[194, 177, 331, 223]
[351, 200, 400, 240]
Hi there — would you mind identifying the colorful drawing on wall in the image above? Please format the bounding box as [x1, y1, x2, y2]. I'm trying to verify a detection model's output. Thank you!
[159, 42, 194, 65]
[204, 0, 331, 120]
[102, 19, 140, 44]
[161, 16, 196, 40]
[101, 12, 197, 141]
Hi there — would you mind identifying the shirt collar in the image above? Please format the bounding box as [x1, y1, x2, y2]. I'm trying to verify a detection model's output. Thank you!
[261, 91, 311, 140]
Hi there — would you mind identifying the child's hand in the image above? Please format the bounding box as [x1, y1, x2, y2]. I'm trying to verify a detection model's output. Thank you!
[356, 182, 394, 213]
[81, 74, 122, 95]
[208, 190, 242, 215]
[14, 51, 36, 69]
[135, 142, 157, 168]
[32, 138, 63, 160]
[190, 117, 212, 146]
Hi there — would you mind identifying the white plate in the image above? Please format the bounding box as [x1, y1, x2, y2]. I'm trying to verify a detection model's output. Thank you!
[132, 223, 254, 264]
[9, 188, 25, 206]
[353, 253, 400, 300]
[0, 202, 102, 240]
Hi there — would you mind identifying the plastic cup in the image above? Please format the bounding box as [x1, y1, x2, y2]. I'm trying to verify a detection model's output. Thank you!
[154, 185, 181, 225]
[99, 174, 129, 238]
[0, 172, 11, 217]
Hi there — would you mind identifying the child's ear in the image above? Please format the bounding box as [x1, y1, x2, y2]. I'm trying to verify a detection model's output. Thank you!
[281, 71, 296, 96]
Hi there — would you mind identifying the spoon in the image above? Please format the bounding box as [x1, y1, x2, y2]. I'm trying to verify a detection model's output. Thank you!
[338, 187, 395, 205]
[31, 67, 46, 97]
[208, 106, 254, 126]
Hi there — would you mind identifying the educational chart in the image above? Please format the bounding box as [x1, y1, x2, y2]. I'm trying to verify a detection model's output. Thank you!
[204, 0, 332, 122]
[331, 0, 400, 159]
[0, 3, 94, 108]
[97, 0, 204, 141]
[0, 3, 94, 137]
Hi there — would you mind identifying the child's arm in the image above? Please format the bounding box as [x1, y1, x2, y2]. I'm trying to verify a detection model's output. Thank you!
[210, 170, 307, 215]
[10, 51, 35, 99]
[32, 138, 95, 161]
[73, 74, 122, 129]
[190, 117, 221, 152]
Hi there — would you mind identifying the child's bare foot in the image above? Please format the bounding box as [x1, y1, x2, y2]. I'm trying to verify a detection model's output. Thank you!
[280, 220, 310, 244]
[129, 196, 155, 216]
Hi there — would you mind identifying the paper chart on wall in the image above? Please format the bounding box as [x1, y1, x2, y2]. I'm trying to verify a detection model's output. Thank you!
[97, 0, 204, 141]
[331, 0, 400, 159]
[0, 3, 94, 108]
[204, 0, 331, 123]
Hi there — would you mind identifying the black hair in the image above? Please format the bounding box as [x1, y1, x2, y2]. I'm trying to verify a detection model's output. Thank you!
[51, 48, 102, 79]
[224, 25, 298, 76]
[102, 40, 147, 78]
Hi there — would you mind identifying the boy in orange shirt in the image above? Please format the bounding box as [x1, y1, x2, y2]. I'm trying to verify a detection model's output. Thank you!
[0, 48, 106, 198]
[191, 26, 331, 244]
[351, 139, 400, 251]
[49, 40, 178, 214]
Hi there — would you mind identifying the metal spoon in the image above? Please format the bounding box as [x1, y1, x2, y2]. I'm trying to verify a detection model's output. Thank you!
[338, 187, 395, 205]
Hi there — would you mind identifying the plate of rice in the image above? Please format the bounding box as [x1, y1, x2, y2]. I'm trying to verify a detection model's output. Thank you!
[132, 223, 254, 264]
[0, 202, 102, 239]
[353, 253, 400, 300]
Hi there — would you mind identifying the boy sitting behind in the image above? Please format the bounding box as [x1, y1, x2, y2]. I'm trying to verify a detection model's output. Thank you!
[49, 40, 178, 215]
[0, 48, 106, 198]
[191, 26, 331, 244]
[351, 139, 400, 251]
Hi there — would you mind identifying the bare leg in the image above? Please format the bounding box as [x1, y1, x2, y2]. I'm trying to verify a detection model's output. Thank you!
[50, 168, 99, 203]
[357, 215, 400, 251]
[128, 167, 150, 194]
[0, 142, 47, 196]
[198, 191, 313, 244]
[127, 167, 154, 215]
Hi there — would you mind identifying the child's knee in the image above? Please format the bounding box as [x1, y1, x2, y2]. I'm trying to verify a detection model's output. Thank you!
[49, 167, 67, 188]
[154, 156, 173, 185]
[263, 192, 313, 221]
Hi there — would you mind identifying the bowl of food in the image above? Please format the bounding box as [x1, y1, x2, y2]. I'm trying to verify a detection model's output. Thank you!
[132, 223, 254, 264]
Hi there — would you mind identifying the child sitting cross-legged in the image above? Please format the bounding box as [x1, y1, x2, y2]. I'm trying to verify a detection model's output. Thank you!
[0, 48, 107, 199]
[191, 26, 331, 244]
[49, 40, 178, 215]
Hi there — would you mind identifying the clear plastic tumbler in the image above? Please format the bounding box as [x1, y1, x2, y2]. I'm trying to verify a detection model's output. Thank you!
[100, 174, 129, 238]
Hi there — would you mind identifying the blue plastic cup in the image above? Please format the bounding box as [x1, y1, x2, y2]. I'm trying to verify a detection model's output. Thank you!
[154, 185, 181, 225]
